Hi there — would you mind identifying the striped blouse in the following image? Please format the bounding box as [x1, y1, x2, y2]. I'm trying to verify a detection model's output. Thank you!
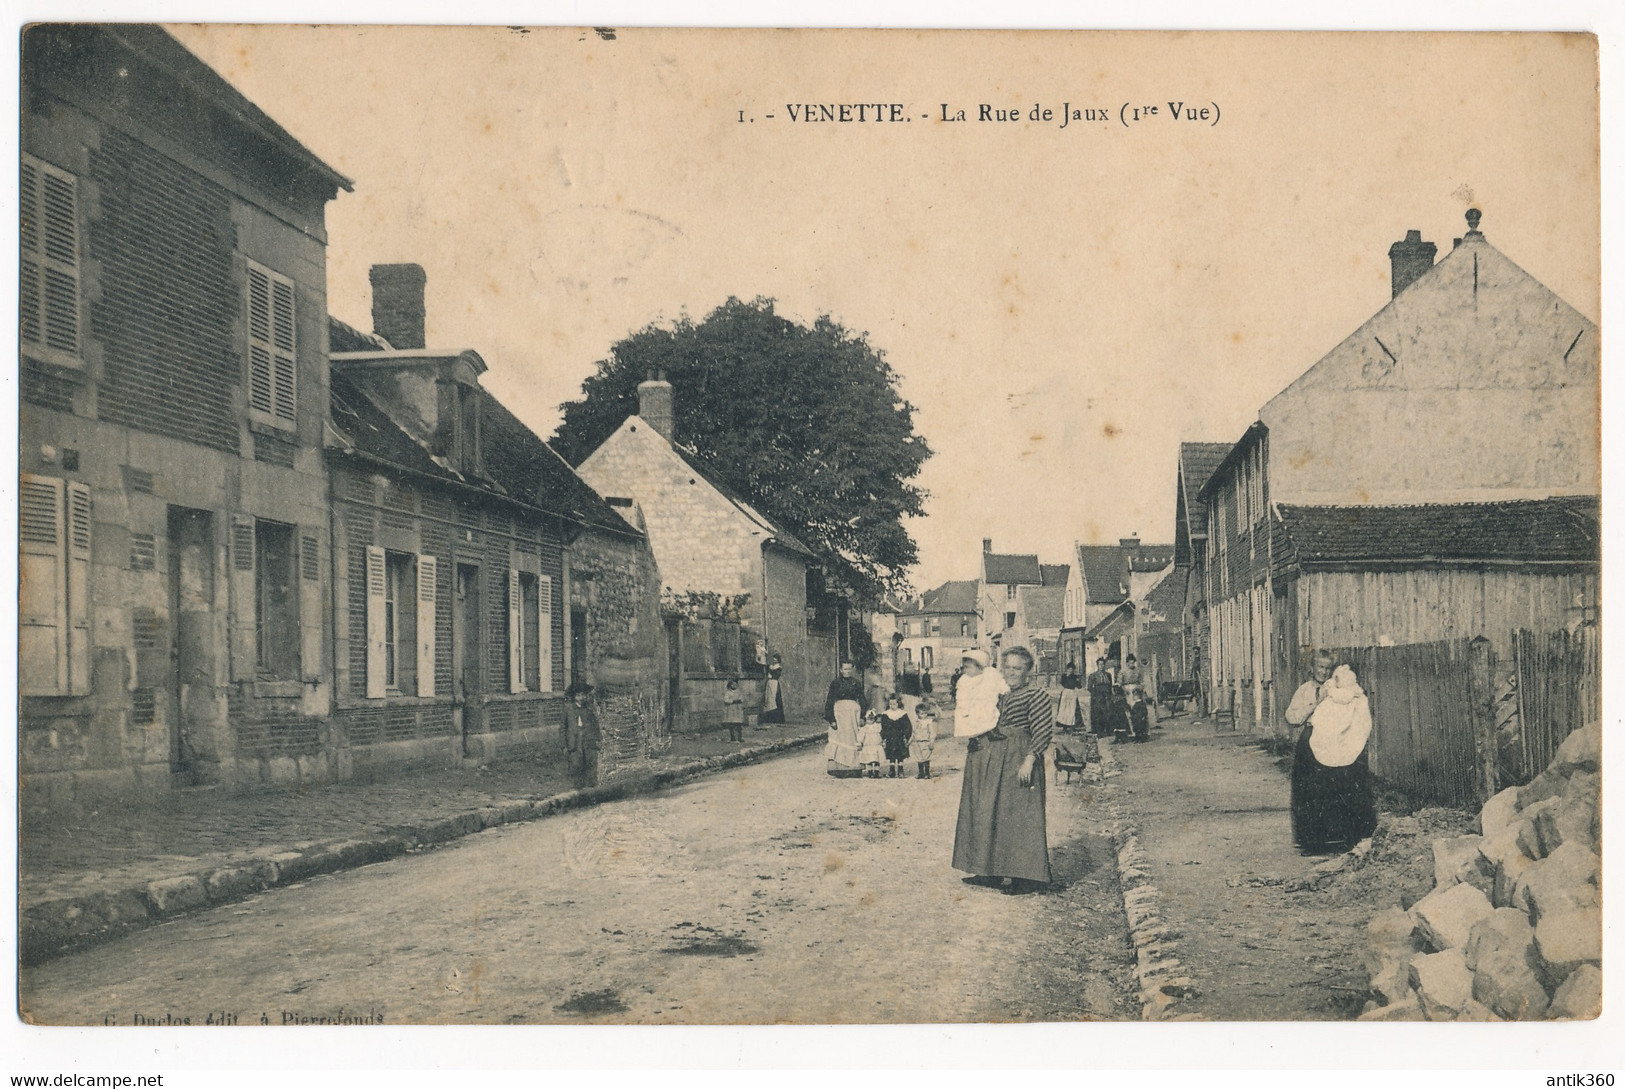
[995, 682, 1055, 757]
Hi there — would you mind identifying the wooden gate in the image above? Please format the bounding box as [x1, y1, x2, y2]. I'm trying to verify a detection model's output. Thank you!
[1511, 625, 1599, 783]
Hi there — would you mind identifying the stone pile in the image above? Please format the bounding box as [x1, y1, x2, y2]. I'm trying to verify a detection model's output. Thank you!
[1358, 721, 1600, 1021]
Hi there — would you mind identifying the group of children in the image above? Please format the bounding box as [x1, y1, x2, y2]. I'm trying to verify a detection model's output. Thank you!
[855, 693, 937, 779]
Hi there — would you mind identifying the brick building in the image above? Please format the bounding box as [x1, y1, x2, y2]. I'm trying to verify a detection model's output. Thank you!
[327, 268, 657, 774]
[574, 377, 833, 729]
[19, 26, 350, 804]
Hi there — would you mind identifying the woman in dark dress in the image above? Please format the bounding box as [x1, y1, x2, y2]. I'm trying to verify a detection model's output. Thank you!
[760, 655, 786, 724]
[952, 646, 1054, 893]
[1285, 650, 1378, 851]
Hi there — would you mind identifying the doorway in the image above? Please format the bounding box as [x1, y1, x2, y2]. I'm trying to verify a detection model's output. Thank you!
[570, 607, 588, 689]
[453, 563, 483, 755]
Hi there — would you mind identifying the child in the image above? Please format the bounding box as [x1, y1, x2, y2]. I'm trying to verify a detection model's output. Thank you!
[857, 709, 887, 777]
[910, 698, 936, 779]
[879, 693, 914, 780]
[722, 678, 745, 742]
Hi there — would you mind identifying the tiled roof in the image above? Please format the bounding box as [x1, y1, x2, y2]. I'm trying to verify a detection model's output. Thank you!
[1128, 547, 1174, 572]
[1180, 441, 1232, 530]
[908, 579, 979, 615]
[1019, 585, 1066, 631]
[984, 552, 1042, 585]
[1076, 544, 1129, 604]
[1141, 567, 1188, 624]
[1275, 498, 1600, 568]
[1039, 563, 1071, 588]
[329, 368, 636, 537]
[1084, 600, 1135, 640]
[329, 315, 391, 353]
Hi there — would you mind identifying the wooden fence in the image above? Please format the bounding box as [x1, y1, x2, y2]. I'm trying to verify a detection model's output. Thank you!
[1326, 638, 1481, 807]
[1509, 625, 1599, 784]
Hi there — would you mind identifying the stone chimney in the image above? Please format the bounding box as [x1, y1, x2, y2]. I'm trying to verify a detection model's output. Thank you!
[637, 370, 674, 440]
[370, 263, 427, 349]
[1387, 230, 1437, 299]
[1119, 537, 1140, 550]
[983, 538, 993, 553]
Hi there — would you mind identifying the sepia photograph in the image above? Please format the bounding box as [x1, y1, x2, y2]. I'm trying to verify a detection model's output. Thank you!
[8, 7, 1617, 1074]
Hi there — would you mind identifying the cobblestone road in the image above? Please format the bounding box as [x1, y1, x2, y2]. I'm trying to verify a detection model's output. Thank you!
[20, 739, 1138, 1025]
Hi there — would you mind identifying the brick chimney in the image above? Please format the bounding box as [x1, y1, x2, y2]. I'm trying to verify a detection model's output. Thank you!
[983, 538, 993, 553]
[637, 370, 674, 440]
[1119, 537, 1140, 550]
[1387, 230, 1437, 299]
[370, 263, 427, 349]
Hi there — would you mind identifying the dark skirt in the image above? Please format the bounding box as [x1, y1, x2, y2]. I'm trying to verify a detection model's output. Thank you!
[881, 723, 911, 761]
[952, 733, 1052, 884]
[1290, 728, 1378, 850]
[1089, 691, 1112, 736]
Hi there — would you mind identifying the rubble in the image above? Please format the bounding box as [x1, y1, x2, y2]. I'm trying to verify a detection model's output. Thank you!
[1356, 720, 1600, 1020]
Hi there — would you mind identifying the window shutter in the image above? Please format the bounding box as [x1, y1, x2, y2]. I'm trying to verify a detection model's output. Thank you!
[65, 480, 92, 695]
[18, 474, 67, 695]
[246, 262, 296, 424]
[21, 157, 80, 361]
[365, 546, 387, 698]
[537, 574, 554, 693]
[416, 554, 437, 697]
[247, 265, 273, 417]
[228, 515, 258, 679]
[271, 278, 296, 422]
[508, 568, 523, 693]
[298, 529, 323, 683]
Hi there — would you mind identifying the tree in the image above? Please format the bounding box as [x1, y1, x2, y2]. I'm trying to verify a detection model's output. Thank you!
[552, 297, 931, 601]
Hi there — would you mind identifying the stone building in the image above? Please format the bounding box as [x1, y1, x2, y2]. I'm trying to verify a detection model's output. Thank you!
[574, 376, 833, 728]
[1198, 213, 1600, 732]
[326, 268, 656, 775]
[1060, 537, 1174, 676]
[976, 539, 1069, 669]
[895, 579, 979, 691]
[19, 26, 349, 804]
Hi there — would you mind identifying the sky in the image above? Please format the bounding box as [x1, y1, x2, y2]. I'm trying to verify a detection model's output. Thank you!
[167, 26, 1601, 593]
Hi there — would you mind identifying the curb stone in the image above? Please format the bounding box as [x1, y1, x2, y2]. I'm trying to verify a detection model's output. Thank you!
[20, 730, 826, 967]
[1093, 737, 1201, 1020]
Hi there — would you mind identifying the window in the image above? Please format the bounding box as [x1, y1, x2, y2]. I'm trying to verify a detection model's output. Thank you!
[18, 474, 91, 695]
[1006, 584, 1017, 600]
[383, 551, 417, 692]
[921, 646, 934, 670]
[246, 261, 297, 427]
[1005, 611, 1016, 630]
[21, 155, 81, 366]
[960, 620, 969, 637]
[255, 521, 299, 679]
[508, 567, 553, 693]
[366, 547, 436, 698]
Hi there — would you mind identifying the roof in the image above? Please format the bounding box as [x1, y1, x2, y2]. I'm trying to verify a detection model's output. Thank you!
[1128, 547, 1174, 572]
[328, 365, 636, 538]
[1076, 544, 1129, 604]
[1180, 442, 1232, 508]
[1018, 585, 1066, 631]
[1039, 563, 1071, 588]
[329, 316, 391, 353]
[903, 579, 979, 616]
[1085, 600, 1136, 640]
[984, 552, 1042, 585]
[25, 25, 352, 194]
[1275, 497, 1600, 569]
[1196, 422, 1267, 505]
[1141, 567, 1188, 625]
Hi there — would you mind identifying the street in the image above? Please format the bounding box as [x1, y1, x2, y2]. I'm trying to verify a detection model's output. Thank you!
[20, 739, 1138, 1025]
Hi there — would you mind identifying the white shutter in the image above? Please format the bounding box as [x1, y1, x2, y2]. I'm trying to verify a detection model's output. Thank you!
[18, 474, 67, 695]
[416, 554, 437, 697]
[247, 261, 296, 425]
[538, 574, 554, 693]
[65, 481, 92, 695]
[365, 546, 387, 698]
[508, 568, 524, 693]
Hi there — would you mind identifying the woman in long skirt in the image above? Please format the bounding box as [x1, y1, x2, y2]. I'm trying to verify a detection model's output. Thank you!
[952, 646, 1054, 893]
[1285, 651, 1378, 851]
[823, 661, 867, 777]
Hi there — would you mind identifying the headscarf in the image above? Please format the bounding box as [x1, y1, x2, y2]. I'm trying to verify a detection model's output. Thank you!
[1308, 664, 1373, 767]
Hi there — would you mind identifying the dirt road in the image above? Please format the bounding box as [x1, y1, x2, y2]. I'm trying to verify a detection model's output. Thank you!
[21, 739, 1137, 1025]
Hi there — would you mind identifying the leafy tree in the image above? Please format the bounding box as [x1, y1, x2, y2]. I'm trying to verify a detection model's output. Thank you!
[552, 297, 931, 601]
